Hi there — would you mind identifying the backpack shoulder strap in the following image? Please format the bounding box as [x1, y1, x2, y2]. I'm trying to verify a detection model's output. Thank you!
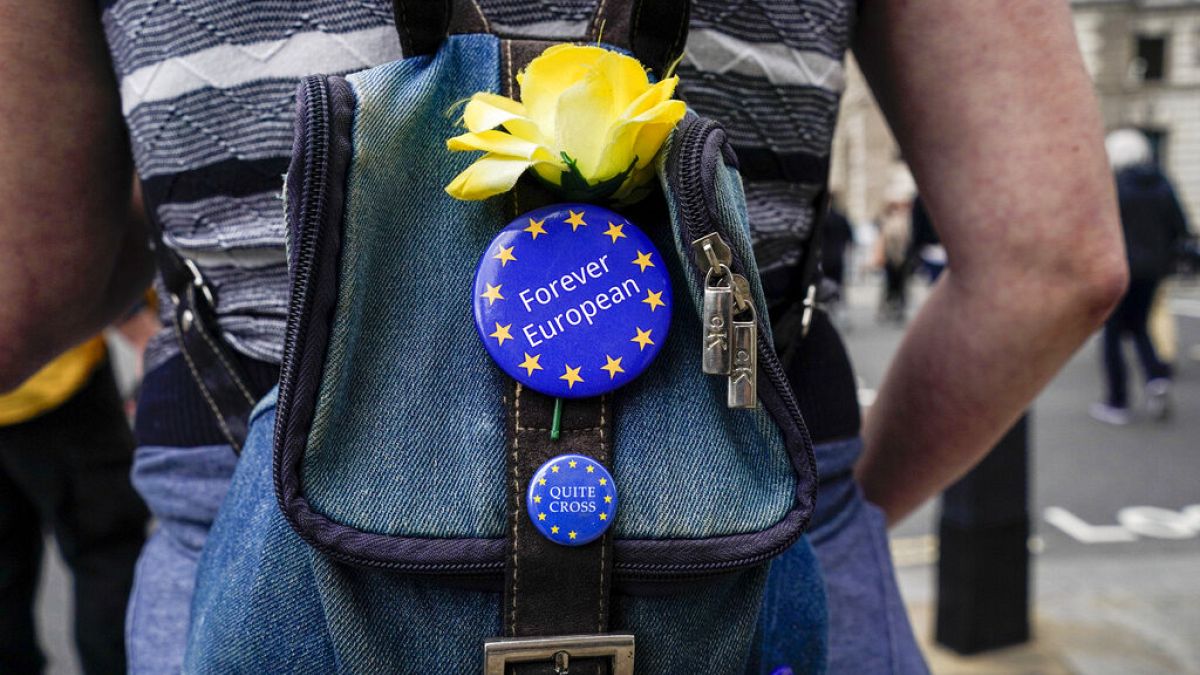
[393, 0, 690, 78]
[589, 0, 691, 77]
[390, 0, 452, 58]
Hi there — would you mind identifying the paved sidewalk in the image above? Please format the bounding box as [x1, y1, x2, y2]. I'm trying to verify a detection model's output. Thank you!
[897, 549, 1200, 674]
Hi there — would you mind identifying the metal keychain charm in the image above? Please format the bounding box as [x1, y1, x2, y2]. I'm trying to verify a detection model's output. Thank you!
[701, 264, 733, 375]
[727, 307, 758, 409]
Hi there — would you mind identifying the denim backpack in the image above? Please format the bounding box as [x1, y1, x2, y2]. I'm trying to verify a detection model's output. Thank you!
[186, 1, 826, 672]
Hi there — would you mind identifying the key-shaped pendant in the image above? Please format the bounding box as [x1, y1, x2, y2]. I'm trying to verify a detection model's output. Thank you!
[727, 316, 757, 409]
[701, 269, 733, 374]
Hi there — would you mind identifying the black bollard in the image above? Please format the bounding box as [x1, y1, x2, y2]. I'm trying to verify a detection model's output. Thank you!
[934, 414, 1031, 654]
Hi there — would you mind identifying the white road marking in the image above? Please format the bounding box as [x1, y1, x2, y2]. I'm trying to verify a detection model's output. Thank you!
[1170, 298, 1200, 319]
[1044, 505, 1200, 543]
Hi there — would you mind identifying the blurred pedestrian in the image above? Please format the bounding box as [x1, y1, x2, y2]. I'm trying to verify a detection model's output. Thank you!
[910, 196, 947, 282]
[0, 338, 147, 674]
[1090, 129, 1191, 424]
[821, 200, 855, 321]
[873, 185, 914, 324]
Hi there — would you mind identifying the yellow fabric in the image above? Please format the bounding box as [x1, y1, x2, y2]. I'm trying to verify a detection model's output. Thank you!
[0, 337, 106, 426]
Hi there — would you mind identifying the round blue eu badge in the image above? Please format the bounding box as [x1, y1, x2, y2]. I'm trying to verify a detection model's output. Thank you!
[526, 454, 617, 546]
[473, 203, 672, 398]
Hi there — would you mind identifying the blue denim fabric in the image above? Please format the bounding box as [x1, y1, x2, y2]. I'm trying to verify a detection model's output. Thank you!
[125, 442, 238, 674]
[754, 538, 829, 675]
[806, 438, 928, 675]
[186, 389, 337, 674]
[185, 31, 825, 674]
[187, 393, 826, 672]
[302, 33, 795, 542]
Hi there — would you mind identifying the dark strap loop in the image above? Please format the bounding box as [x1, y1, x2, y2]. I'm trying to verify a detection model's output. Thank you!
[145, 203, 257, 453]
[393, 0, 691, 77]
[590, 0, 691, 77]
[392, 0, 452, 57]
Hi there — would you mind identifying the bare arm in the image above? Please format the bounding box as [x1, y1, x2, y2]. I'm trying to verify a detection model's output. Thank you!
[852, 0, 1128, 524]
[0, 0, 153, 391]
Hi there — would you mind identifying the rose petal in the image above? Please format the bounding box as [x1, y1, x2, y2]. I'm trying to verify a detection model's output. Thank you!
[444, 154, 533, 201]
[554, 67, 619, 177]
[463, 93, 542, 141]
[518, 44, 610, 135]
[594, 50, 653, 112]
[447, 129, 557, 163]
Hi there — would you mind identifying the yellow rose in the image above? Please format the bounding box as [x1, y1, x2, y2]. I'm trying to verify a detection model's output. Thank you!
[445, 44, 686, 204]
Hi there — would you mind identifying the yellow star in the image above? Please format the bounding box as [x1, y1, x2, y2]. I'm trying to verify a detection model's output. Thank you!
[604, 495, 612, 503]
[480, 283, 504, 305]
[599, 478, 607, 486]
[539, 478, 546, 486]
[642, 289, 666, 312]
[631, 250, 655, 272]
[524, 217, 547, 239]
[559, 364, 584, 390]
[551, 465, 559, 473]
[602, 222, 626, 243]
[569, 530, 578, 540]
[538, 513, 546, 521]
[534, 495, 542, 504]
[564, 210, 587, 231]
[587, 465, 595, 473]
[600, 355, 625, 379]
[630, 327, 655, 351]
[489, 322, 513, 346]
[518, 353, 543, 376]
[493, 245, 516, 267]
[568, 460, 577, 468]
[599, 512, 608, 521]
[551, 525, 560, 534]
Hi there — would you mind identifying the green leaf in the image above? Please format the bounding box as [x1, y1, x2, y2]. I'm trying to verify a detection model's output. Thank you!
[534, 152, 637, 203]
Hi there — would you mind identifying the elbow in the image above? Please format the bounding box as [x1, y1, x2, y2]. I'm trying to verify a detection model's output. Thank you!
[1061, 234, 1129, 330]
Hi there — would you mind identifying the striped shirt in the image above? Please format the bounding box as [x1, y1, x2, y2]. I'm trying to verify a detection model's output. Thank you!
[97, 0, 854, 371]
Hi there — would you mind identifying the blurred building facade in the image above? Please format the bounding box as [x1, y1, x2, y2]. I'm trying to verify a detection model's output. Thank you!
[1074, 0, 1200, 222]
[829, 0, 1200, 226]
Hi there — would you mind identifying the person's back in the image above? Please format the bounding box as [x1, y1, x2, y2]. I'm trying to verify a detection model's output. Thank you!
[0, 0, 1130, 672]
[1115, 164, 1187, 281]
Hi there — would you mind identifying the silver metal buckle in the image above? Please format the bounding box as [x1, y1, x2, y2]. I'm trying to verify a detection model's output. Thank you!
[182, 258, 216, 308]
[483, 634, 634, 675]
[800, 283, 818, 337]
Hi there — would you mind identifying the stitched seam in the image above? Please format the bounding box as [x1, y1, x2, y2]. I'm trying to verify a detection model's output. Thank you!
[509, 382, 522, 633]
[598, 395, 608, 631]
[191, 303, 255, 404]
[667, 1, 689, 72]
[632, 0, 645, 53]
[504, 38, 514, 101]
[468, 0, 493, 33]
[590, 0, 610, 42]
[175, 314, 236, 445]
[395, 0, 413, 55]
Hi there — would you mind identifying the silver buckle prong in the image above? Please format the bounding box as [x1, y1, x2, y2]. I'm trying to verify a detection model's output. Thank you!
[483, 634, 634, 675]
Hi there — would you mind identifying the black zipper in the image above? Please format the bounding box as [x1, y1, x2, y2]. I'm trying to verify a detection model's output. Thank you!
[658, 114, 820, 574]
[273, 76, 506, 575]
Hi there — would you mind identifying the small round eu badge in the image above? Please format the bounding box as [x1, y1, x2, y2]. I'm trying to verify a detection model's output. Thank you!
[473, 203, 672, 398]
[526, 454, 617, 546]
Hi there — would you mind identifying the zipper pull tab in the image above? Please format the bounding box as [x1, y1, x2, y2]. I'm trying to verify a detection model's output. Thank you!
[701, 266, 733, 375]
[727, 308, 758, 409]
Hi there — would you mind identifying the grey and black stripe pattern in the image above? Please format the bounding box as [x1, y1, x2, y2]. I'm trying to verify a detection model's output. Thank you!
[99, 0, 853, 368]
[100, 0, 398, 369]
